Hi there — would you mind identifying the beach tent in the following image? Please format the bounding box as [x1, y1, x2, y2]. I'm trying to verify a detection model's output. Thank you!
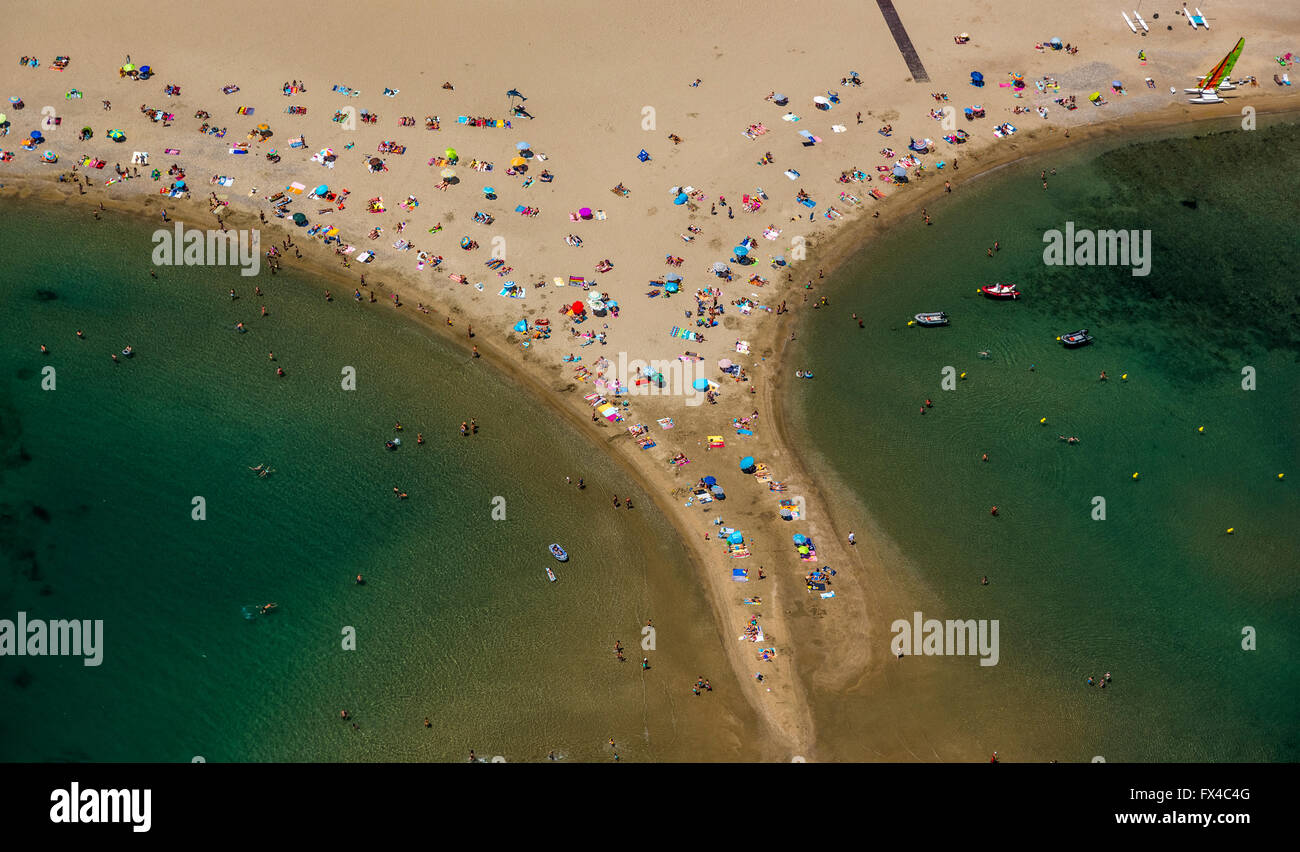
[637, 149, 651, 162]
[970, 71, 984, 87]
[664, 280, 680, 294]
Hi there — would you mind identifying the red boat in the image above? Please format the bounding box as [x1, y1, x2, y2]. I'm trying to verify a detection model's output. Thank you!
[980, 283, 1020, 300]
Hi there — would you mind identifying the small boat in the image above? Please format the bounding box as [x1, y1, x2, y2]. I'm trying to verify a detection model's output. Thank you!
[385, 437, 402, 451]
[549, 543, 568, 562]
[980, 283, 1020, 300]
[1059, 329, 1093, 348]
[913, 312, 949, 326]
[546, 567, 558, 582]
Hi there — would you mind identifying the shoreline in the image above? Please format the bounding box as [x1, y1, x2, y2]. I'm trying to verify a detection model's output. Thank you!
[4, 40, 1299, 757]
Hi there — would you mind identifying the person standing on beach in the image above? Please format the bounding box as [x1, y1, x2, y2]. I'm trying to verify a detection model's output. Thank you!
[848, 532, 856, 545]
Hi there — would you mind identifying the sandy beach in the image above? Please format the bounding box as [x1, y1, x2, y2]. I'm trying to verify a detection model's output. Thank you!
[3, 0, 1298, 760]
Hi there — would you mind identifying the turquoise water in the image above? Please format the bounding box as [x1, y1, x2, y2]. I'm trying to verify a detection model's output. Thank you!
[0, 202, 761, 762]
[788, 117, 1300, 761]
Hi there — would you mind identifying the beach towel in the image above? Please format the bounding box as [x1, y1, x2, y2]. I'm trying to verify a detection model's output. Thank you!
[735, 340, 750, 354]
[657, 418, 675, 430]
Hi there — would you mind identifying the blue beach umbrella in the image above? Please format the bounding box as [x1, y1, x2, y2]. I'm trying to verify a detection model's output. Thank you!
[515, 141, 531, 150]
[702, 476, 717, 486]
[665, 273, 682, 283]
[739, 456, 755, 470]
[728, 532, 744, 545]
[892, 165, 908, 178]
[733, 245, 749, 257]
[692, 377, 709, 391]
[673, 193, 688, 205]
[314, 184, 329, 196]
[174, 179, 185, 188]
[664, 281, 680, 293]
[513, 319, 528, 332]
[793, 534, 807, 544]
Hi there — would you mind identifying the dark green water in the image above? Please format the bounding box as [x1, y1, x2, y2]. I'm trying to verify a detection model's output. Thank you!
[789, 117, 1300, 761]
[0, 202, 759, 762]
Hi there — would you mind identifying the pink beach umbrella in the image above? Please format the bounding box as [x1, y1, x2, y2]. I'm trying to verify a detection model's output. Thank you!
[718, 358, 733, 369]
[579, 207, 593, 219]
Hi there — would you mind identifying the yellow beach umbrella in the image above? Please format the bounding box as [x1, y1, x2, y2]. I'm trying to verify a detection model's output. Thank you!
[0, 113, 7, 124]
[440, 167, 456, 179]
[257, 123, 269, 131]
[510, 156, 527, 167]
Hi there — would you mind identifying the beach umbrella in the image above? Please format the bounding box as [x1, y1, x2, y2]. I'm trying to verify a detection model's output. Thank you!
[515, 141, 531, 150]
[42, 150, 57, 162]
[692, 378, 709, 391]
[292, 212, 307, 226]
[712, 262, 728, 273]
[780, 508, 793, 520]
[740, 456, 755, 470]
[702, 476, 717, 486]
[673, 193, 688, 205]
[728, 532, 744, 545]
[513, 319, 528, 333]
[792, 534, 807, 544]
[579, 207, 592, 219]
[665, 273, 682, 283]
[257, 123, 269, 131]
[813, 96, 830, 109]
[892, 165, 908, 178]
[718, 358, 733, 369]
[711, 485, 726, 497]
[506, 89, 526, 100]
[0, 114, 7, 125]
[440, 167, 456, 179]
[314, 184, 329, 196]
[773, 93, 788, 105]
[31, 130, 43, 141]
[174, 179, 185, 188]
[461, 236, 473, 249]
[445, 147, 458, 160]
[1089, 92, 1101, 102]
[121, 64, 135, 72]
[970, 71, 984, 83]
[510, 156, 527, 167]
[483, 186, 496, 197]
[961, 33, 971, 40]
[733, 245, 749, 257]
[1049, 37, 1061, 46]
[8, 97, 21, 104]
[1112, 80, 1123, 89]
[570, 301, 585, 314]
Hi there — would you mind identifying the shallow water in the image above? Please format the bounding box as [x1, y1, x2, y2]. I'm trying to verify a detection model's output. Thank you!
[787, 116, 1300, 761]
[0, 201, 761, 762]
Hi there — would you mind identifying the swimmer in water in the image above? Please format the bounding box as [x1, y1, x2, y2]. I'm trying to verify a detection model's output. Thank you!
[981, 575, 989, 585]
[1099, 371, 1107, 381]
[990, 506, 999, 516]
[416, 433, 424, 445]
[76, 330, 85, 339]
[460, 421, 468, 436]
[40, 344, 48, 354]
[982, 453, 989, 462]
[111, 353, 119, 364]
[276, 367, 285, 377]
[394, 422, 403, 431]
[356, 575, 364, 585]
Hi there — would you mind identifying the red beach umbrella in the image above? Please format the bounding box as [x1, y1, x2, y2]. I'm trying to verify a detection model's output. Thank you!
[571, 301, 586, 314]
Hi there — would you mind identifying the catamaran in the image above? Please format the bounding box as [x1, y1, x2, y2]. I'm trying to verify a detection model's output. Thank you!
[1187, 37, 1244, 103]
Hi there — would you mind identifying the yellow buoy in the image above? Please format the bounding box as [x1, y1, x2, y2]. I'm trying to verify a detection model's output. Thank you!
[1197, 426, 1205, 433]
[907, 320, 915, 326]
[1226, 528, 1235, 534]
[960, 372, 967, 379]
[1121, 373, 1128, 380]
[1055, 336, 1062, 341]
[1279, 473, 1286, 480]
[1040, 418, 1047, 424]
[1132, 472, 1140, 480]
